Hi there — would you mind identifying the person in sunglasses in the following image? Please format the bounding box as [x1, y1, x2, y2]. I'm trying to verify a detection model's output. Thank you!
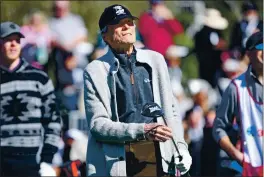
[213, 31, 263, 177]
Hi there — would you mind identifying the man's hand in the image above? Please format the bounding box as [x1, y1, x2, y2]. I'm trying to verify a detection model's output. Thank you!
[144, 123, 173, 142]
[219, 136, 243, 165]
[232, 148, 243, 165]
[174, 149, 192, 175]
[152, 4, 174, 20]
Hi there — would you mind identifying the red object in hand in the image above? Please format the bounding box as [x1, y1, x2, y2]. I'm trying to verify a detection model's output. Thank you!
[61, 160, 82, 177]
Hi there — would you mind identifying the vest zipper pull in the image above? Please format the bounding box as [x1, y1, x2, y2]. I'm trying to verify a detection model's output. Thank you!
[130, 72, 134, 85]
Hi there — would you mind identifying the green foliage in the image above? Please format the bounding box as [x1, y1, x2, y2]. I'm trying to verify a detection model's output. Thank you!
[1, 1, 148, 43]
[173, 33, 194, 49]
[181, 53, 199, 83]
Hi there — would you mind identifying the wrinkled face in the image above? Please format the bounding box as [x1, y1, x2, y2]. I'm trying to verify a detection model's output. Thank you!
[0, 34, 22, 62]
[103, 18, 136, 47]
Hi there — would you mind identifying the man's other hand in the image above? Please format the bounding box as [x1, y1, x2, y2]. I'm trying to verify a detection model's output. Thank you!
[144, 123, 173, 142]
[174, 149, 192, 175]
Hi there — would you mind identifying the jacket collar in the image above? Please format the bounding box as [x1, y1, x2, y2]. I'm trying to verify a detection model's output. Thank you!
[112, 48, 137, 67]
[247, 64, 263, 86]
[0, 58, 28, 73]
[102, 47, 153, 74]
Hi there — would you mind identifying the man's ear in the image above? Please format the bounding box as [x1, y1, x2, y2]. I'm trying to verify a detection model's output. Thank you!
[257, 50, 263, 63]
[102, 33, 109, 45]
[102, 33, 106, 41]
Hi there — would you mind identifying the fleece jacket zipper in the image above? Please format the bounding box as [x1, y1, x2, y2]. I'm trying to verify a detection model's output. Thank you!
[129, 58, 138, 105]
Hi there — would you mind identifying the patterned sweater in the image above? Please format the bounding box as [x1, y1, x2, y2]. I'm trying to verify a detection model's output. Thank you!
[0, 59, 61, 166]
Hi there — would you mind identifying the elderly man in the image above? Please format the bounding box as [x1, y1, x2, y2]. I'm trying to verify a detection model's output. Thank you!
[213, 31, 263, 176]
[0, 22, 61, 176]
[83, 4, 191, 176]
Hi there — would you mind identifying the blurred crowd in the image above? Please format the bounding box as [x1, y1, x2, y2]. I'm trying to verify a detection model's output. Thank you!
[11, 0, 262, 176]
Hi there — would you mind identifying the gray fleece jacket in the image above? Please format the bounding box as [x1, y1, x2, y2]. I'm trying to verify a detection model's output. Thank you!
[83, 48, 188, 176]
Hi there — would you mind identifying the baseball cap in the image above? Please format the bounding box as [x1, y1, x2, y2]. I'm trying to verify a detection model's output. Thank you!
[1, 21, 25, 39]
[99, 4, 138, 33]
[245, 31, 263, 50]
[149, 0, 163, 5]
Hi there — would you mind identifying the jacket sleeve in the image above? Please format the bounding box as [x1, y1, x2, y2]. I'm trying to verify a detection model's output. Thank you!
[156, 52, 188, 150]
[40, 79, 62, 163]
[212, 82, 238, 143]
[83, 71, 145, 143]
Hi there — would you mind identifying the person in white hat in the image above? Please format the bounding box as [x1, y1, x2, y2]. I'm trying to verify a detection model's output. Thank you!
[194, 8, 229, 88]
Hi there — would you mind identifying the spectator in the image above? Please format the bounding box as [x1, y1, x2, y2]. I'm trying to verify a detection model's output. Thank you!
[213, 32, 263, 176]
[84, 4, 191, 176]
[201, 109, 218, 176]
[229, 1, 263, 52]
[138, 0, 184, 67]
[20, 9, 53, 70]
[171, 80, 193, 118]
[194, 8, 228, 88]
[188, 79, 218, 114]
[186, 1, 206, 38]
[0, 21, 61, 176]
[186, 78, 219, 176]
[49, 0, 92, 111]
[184, 107, 204, 176]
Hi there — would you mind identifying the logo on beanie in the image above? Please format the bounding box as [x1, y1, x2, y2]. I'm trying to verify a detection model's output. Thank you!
[113, 6, 125, 15]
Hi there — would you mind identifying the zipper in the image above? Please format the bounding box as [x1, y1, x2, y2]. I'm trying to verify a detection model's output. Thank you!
[130, 71, 134, 85]
[129, 59, 138, 105]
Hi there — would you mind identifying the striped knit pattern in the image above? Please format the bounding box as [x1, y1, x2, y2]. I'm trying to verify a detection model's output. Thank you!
[0, 59, 61, 165]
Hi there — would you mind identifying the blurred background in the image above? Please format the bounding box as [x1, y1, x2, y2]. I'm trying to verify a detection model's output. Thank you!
[1, 0, 263, 176]
[1, 0, 263, 83]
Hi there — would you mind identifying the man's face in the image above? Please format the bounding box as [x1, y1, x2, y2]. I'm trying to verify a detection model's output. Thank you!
[243, 10, 259, 21]
[103, 18, 136, 47]
[0, 34, 22, 61]
[31, 13, 44, 26]
[54, 1, 70, 18]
